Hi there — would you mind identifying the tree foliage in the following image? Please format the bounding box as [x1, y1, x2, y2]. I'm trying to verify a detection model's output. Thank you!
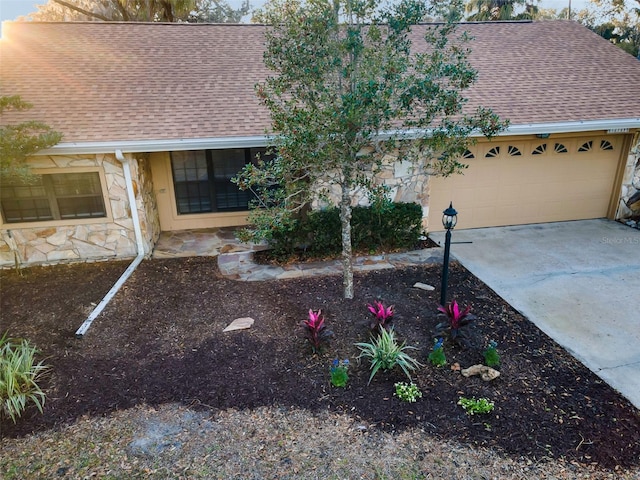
[464, 0, 539, 21]
[234, 0, 507, 299]
[21, 0, 249, 23]
[0, 96, 63, 181]
[579, 0, 640, 57]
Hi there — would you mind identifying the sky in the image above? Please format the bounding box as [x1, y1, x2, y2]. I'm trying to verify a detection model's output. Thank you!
[0, 0, 593, 35]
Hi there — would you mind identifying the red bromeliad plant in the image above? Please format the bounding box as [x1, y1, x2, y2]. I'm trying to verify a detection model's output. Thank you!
[367, 301, 394, 333]
[301, 309, 333, 353]
[436, 300, 476, 346]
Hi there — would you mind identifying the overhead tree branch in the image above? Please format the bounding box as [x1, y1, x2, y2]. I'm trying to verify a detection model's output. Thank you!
[51, 0, 112, 21]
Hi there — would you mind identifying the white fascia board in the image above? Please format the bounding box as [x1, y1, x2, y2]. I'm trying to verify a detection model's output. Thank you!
[379, 118, 640, 140]
[36, 118, 640, 155]
[37, 135, 272, 155]
[496, 118, 640, 136]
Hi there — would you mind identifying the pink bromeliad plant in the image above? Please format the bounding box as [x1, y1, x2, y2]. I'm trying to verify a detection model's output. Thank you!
[436, 299, 476, 347]
[367, 301, 394, 332]
[301, 309, 333, 354]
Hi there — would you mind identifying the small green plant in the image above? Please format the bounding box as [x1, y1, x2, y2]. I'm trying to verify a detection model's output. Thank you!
[367, 300, 394, 332]
[483, 340, 500, 367]
[0, 332, 49, 423]
[428, 337, 446, 367]
[301, 309, 333, 354]
[330, 358, 349, 387]
[458, 396, 495, 415]
[355, 328, 423, 384]
[394, 382, 422, 402]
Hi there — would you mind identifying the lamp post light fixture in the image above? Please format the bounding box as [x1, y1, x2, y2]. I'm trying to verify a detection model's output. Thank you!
[440, 202, 458, 306]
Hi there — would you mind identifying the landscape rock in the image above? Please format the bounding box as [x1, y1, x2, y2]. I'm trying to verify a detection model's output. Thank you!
[413, 282, 435, 291]
[223, 317, 255, 332]
[461, 364, 500, 381]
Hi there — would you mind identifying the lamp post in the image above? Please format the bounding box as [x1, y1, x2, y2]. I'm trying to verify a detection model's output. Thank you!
[440, 202, 458, 306]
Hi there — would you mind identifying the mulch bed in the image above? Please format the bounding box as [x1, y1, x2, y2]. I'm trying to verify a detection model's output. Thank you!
[1, 256, 639, 470]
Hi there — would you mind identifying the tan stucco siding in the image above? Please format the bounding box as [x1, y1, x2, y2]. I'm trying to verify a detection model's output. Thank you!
[149, 152, 250, 232]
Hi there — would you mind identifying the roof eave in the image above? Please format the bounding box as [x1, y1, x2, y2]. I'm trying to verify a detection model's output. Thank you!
[497, 118, 640, 137]
[385, 118, 640, 140]
[37, 135, 274, 155]
[36, 118, 640, 156]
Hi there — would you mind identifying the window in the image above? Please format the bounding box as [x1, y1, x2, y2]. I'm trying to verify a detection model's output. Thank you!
[532, 144, 547, 155]
[462, 149, 475, 159]
[171, 148, 271, 215]
[1, 172, 106, 224]
[554, 143, 568, 154]
[578, 141, 593, 152]
[600, 140, 614, 151]
[485, 146, 500, 158]
[508, 145, 522, 156]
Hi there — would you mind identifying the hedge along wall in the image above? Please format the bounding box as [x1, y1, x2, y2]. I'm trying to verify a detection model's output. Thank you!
[310, 148, 431, 230]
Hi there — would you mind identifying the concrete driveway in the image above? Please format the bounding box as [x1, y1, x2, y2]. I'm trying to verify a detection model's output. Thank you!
[429, 219, 640, 410]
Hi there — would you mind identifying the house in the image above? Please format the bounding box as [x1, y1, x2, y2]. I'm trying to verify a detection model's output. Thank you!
[1, 20, 639, 267]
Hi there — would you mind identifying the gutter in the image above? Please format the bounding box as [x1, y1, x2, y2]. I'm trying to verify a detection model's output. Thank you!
[36, 119, 640, 155]
[381, 118, 640, 141]
[75, 149, 146, 338]
[39, 136, 273, 155]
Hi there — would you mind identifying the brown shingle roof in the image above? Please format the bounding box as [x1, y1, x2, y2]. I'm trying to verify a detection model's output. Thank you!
[1, 21, 639, 144]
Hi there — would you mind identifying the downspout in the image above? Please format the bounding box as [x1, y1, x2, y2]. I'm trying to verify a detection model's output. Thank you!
[75, 149, 146, 337]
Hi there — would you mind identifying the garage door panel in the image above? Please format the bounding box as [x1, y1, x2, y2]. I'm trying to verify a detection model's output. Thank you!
[428, 136, 621, 231]
[452, 188, 477, 206]
[473, 187, 499, 206]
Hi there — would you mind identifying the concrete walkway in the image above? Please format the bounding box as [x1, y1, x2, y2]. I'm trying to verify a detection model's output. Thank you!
[429, 219, 640, 410]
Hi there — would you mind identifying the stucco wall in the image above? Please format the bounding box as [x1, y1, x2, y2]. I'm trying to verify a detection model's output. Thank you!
[0, 153, 156, 268]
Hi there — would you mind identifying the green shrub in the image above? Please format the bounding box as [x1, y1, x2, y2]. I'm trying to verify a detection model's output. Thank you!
[303, 208, 343, 257]
[428, 338, 446, 367]
[0, 333, 48, 423]
[352, 201, 423, 251]
[259, 202, 423, 261]
[355, 328, 423, 385]
[483, 340, 500, 367]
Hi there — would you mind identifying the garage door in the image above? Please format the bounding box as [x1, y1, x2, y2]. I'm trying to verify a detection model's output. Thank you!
[428, 136, 622, 231]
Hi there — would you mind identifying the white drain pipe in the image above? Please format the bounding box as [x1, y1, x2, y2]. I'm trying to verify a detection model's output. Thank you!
[75, 149, 146, 337]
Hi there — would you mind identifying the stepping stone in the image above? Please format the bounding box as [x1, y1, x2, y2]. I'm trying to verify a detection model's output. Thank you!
[223, 317, 255, 332]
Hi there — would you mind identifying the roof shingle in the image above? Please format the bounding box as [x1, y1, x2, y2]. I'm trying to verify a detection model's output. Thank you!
[1, 20, 638, 144]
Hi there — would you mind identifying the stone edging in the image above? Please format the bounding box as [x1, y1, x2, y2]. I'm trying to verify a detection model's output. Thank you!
[218, 247, 445, 282]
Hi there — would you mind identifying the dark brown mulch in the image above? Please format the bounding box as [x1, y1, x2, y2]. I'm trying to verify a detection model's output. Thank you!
[253, 237, 439, 265]
[1, 256, 639, 470]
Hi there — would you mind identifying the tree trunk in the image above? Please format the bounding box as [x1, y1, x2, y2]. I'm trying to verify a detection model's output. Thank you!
[339, 183, 354, 299]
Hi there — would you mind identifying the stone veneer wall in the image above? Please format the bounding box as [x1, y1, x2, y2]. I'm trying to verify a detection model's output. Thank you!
[0, 153, 156, 268]
[130, 153, 161, 252]
[311, 151, 430, 229]
[616, 133, 640, 220]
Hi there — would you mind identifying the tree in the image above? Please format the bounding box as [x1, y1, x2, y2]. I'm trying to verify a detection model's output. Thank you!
[21, 0, 249, 23]
[576, 0, 640, 57]
[190, 0, 250, 22]
[0, 96, 63, 181]
[464, 0, 539, 21]
[235, 0, 506, 299]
